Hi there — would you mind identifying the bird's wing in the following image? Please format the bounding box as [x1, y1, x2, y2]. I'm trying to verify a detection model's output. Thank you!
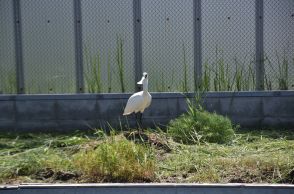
[123, 92, 143, 115]
[146, 94, 152, 108]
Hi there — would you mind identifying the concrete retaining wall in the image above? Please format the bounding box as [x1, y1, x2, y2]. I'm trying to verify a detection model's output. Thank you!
[0, 91, 294, 132]
[0, 183, 293, 194]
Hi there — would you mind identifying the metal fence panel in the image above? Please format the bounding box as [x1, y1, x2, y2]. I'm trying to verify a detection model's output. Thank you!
[81, 0, 135, 93]
[142, 0, 194, 92]
[0, 0, 293, 94]
[264, 0, 294, 90]
[21, 0, 76, 94]
[0, 0, 17, 94]
[202, 0, 256, 91]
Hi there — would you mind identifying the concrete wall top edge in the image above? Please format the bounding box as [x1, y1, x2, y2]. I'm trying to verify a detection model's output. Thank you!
[0, 91, 294, 101]
[204, 90, 294, 98]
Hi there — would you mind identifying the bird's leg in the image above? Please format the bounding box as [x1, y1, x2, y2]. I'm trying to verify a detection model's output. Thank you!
[134, 112, 139, 131]
[138, 112, 143, 134]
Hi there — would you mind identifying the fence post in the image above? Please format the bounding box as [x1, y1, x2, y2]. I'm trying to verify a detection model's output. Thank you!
[74, 0, 84, 93]
[255, 0, 264, 90]
[133, 0, 142, 91]
[193, 0, 202, 91]
[13, 0, 25, 94]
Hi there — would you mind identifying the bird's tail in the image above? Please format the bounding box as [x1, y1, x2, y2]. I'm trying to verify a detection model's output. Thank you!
[123, 112, 131, 116]
[123, 106, 131, 116]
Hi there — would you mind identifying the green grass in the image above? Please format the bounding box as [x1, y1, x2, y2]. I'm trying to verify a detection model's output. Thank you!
[159, 129, 294, 183]
[167, 96, 235, 144]
[0, 128, 293, 184]
[0, 131, 155, 183]
[0, 132, 87, 182]
[73, 134, 155, 182]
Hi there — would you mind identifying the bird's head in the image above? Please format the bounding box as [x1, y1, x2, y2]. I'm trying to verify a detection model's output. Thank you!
[137, 72, 148, 85]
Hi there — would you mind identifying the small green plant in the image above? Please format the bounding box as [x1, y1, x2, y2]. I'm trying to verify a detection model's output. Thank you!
[277, 52, 289, 90]
[265, 51, 290, 90]
[73, 135, 155, 182]
[167, 94, 235, 144]
[232, 55, 255, 91]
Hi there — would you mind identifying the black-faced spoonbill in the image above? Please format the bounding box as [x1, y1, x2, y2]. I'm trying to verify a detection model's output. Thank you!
[123, 72, 152, 130]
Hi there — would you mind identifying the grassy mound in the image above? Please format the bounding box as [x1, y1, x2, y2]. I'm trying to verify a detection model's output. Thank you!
[73, 135, 155, 182]
[168, 99, 235, 144]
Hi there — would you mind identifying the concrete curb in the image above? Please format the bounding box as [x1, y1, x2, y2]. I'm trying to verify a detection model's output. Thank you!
[1, 183, 293, 194]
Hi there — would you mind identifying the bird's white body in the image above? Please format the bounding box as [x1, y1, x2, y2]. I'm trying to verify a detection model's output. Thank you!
[123, 72, 152, 115]
[123, 91, 151, 115]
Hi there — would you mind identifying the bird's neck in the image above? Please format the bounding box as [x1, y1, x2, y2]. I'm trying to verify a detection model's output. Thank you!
[143, 80, 148, 92]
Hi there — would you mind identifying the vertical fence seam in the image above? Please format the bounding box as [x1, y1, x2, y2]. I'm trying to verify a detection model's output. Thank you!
[74, 0, 84, 93]
[255, 0, 264, 90]
[13, 0, 25, 94]
[133, 0, 142, 91]
[193, 0, 202, 91]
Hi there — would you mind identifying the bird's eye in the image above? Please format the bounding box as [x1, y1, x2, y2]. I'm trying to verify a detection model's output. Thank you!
[145, 75, 147, 78]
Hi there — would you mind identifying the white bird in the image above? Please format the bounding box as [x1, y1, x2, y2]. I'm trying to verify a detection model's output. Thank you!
[123, 72, 152, 129]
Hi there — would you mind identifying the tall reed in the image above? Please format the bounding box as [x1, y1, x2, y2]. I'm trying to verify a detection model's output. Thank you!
[277, 52, 289, 90]
[155, 70, 166, 92]
[202, 60, 211, 91]
[116, 36, 125, 93]
[247, 62, 256, 91]
[213, 47, 232, 91]
[107, 50, 112, 93]
[169, 69, 175, 91]
[181, 43, 189, 92]
[233, 55, 255, 91]
[84, 47, 102, 93]
[264, 72, 272, 90]
[203, 50, 256, 92]
[234, 64, 244, 91]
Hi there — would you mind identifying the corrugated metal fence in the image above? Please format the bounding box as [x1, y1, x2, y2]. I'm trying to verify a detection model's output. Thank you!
[0, 0, 293, 94]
